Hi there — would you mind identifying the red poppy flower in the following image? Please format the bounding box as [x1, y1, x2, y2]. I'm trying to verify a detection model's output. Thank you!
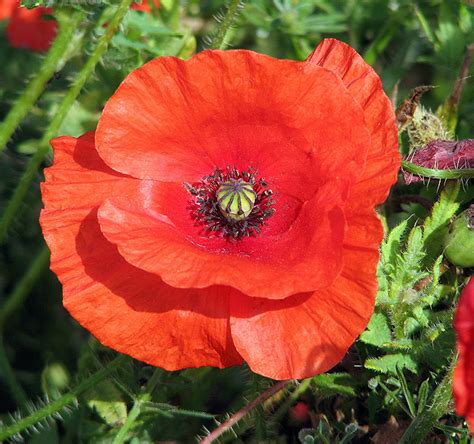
[131, 0, 160, 12]
[5, 1, 57, 52]
[40, 39, 399, 379]
[0, 0, 16, 20]
[454, 276, 474, 431]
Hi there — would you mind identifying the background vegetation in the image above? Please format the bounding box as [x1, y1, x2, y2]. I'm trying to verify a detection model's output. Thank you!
[0, 0, 473, 442]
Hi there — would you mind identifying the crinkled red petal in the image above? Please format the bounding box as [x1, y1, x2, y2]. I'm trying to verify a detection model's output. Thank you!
[40, 133, 243, 370]
[229, 210, 382, 379]
[454, 277, 474, 431]
[95, 50, 370, 189]
[307, 38, 400, 213]
[97, 180, 346, 299]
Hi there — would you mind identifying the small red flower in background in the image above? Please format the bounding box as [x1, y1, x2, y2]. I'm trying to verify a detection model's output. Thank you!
[4, 0, 57, 52]
[454, 277, 474, 431]
[131, 0, 160, 12]
[0, 0, 16, 20]
[40, 39, 400, 379]
[1, 0, 158, 53]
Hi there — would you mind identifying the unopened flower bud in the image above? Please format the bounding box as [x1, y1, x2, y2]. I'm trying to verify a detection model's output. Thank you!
[407, 106, 451, 149]
[445, 206, 474, 268]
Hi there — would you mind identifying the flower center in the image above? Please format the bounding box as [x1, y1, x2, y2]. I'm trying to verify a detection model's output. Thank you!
[217, 179, 256, 221]
[184, 167, 275, 240]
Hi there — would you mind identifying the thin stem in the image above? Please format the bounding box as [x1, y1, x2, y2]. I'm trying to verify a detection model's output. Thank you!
[0, 355, 127, 441]
[399, 355, 456, 444]
[0, 336, 27, 407]
[0, 9, 85, 153]
[112, 368, 162, 444]
[200, 379, 291, 444]
[210, 0, 245, 50]
[112, 400, 142, 444]
[413, 4, 436, 47]
[0, 247, 50, 331]
[0, 0, 134, 244]
[402, 160, 474, 180]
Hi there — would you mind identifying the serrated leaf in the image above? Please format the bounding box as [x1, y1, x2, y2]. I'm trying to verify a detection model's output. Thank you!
[417, 379, 430, 415]
[365, 354, 418, 375]
[381, 219, 409, 274]
[423, 181, 461, 260]
[360, 312, 392, 347]
[83, 379, 127, 427]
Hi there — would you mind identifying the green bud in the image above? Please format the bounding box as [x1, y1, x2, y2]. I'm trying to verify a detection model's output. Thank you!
[445, 206, 474, 268]
[217, 179, 256, 221]
[41, 363, 70, 400]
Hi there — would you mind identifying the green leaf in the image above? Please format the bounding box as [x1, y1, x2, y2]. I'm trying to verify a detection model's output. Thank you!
[83, 379, 127, 427]
[311, 372, 358, 398]
[417, 379, 430, 415]
[396, 366, 416, 418]
[381, 219, 409, 276]
[365, 354, 418, 375]
[360, 312, 392, 347]
[423, 181, 461, 260]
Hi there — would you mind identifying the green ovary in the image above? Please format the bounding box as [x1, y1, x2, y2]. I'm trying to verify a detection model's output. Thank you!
[217, 180, 256, 221]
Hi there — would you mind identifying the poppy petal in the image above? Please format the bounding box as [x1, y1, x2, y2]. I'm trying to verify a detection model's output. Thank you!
[97, 180, 346, 299]
[454, 277, 474, 431]
[6, 4, 57, 52]
[307, 38, 400, 210]
[229, 210, 382, 380]
[131, 0, 160, 12]
[0, 0, 16, 20]
[40, 133, 243, 369]
[95, 50, 370, 189]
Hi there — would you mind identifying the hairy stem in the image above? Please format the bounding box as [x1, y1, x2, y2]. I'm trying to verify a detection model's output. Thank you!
[0, 0, 134, 244]
[399, 356, 456, 444]
[200, 379, 291, 444]
[0, 9, 85, 153]
[0, 247, 50, 331]
[210, 0, 245, 49]
[0, 355, 127, 441]
[402, 160, 474, 180]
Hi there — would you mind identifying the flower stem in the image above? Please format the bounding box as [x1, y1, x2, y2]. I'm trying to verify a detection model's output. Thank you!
[112, 368, 162, 444]
[210, 0, 245, 50]
[0, 247, 50, 332]
[0, 0, 134, 245]
[402, 160, 474, 180]
[0, 355, 127, 442]
[0, 9, 85, 153]
[399, 355, 456, 444]
[200, 379, 291, 444]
